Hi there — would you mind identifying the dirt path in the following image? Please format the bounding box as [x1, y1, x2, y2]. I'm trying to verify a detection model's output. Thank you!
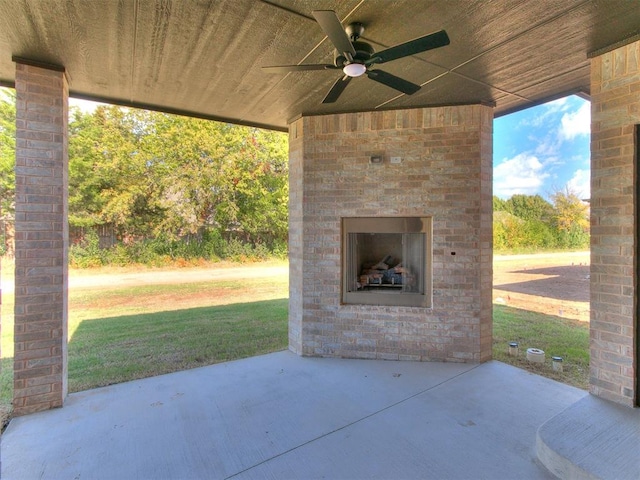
[2, 254, 590, 322]
[493, 251, 590, 322]
[1, 262, 289, 294]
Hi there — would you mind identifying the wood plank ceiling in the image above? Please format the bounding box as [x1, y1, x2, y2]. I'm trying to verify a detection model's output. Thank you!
[1, 0, 639, 131]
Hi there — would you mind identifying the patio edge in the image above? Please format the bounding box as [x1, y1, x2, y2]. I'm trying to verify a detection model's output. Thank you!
[536, 395, 640, 480]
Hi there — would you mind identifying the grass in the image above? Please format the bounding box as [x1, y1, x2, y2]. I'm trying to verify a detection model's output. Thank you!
[493, 305, 589, 390]
[493, 247, 590, 255]
[68, 300, 288, 392]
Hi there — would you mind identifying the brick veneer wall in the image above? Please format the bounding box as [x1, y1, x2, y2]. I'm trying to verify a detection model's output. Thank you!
[288, 119, 304, 354]
[288, 105, 493, 362]
[590, 40, 639, 407]
[13, 61, 69, 415]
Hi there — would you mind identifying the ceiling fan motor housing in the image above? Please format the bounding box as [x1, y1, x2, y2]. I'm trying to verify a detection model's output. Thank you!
[334, 41, 375, 67]
[345, 22, 365, 40]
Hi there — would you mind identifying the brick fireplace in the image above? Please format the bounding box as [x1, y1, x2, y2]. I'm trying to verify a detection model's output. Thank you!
[288, 105, 493, 362]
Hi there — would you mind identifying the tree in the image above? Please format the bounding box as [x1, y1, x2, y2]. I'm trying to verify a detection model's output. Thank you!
[215, 126, 288, 245]
[493, 196, 506, 212]
[142, 113, 288, 243]
[551, 187, 589, 248]
[493, 194, 560, 251]
[551, 187, 589, 232]
[68, 107, 109, 227]
[504, 194, 553, 222]
[68, 106, 167, 237]
[0, 88, 15, 218]
[67, 105, 289, 246]
[4, 95, 290, 253]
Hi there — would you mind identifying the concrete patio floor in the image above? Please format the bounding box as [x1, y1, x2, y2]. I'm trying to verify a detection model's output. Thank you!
[1, 351, 590, 479]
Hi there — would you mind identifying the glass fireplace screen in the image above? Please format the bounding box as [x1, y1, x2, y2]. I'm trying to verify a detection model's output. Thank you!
[342, 217, 432, 307]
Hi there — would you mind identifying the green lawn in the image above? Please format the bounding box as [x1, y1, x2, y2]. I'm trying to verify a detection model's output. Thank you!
[493, 305, 589, 389]
[68, 299, 288, 392]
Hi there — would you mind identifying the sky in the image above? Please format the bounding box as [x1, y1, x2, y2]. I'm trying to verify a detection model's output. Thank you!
[493, 95, 591, 201]
[69, 94, 592, 201]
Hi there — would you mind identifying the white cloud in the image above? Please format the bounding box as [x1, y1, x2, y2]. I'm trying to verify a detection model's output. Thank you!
[534, 138, 561, 157]
[560, 101, 590, 140]
[567, 168, 591, 199]
[519, 97, 568, 128]
[494, 153, 550, 198]
[546, 97, 568, 108]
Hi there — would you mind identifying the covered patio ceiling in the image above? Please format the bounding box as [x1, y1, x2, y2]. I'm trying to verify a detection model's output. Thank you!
[1, 0, 639, 132]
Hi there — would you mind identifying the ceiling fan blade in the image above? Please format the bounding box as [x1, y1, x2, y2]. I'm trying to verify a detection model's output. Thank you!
[312, 10, 356, 57]
[366, 70, 421, 95]
[322, 75, 352, 103]
[373, 30, 450, 64]
[263, 64, 339, 73]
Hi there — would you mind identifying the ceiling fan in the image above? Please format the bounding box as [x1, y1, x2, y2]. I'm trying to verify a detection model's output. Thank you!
[263, 10, 450, 104]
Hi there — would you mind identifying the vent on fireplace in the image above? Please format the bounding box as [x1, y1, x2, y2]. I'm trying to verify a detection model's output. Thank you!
[342, 217, 432, 307]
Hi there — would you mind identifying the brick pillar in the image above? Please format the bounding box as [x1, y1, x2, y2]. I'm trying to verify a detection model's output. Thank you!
[287, 119, 304, 354]
[590, 40, 639, 407]
[13, 60, 69, 415]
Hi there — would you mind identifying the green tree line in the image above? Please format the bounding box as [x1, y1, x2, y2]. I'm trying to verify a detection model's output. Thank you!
[1, 88, 589, 263]
[0, 88, 289, 264]
[493, 192, 589, 251]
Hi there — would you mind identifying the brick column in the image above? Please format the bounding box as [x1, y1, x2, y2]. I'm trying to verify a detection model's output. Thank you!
[590, 40, 639, 407]
[287, 119, 304, 354]
[13, 60, 69, 415]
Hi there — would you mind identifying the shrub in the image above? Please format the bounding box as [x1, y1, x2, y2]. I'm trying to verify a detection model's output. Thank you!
[69, 230, 105, 267]
[69, 227, 287, 267]
[555, 223, 589, 249]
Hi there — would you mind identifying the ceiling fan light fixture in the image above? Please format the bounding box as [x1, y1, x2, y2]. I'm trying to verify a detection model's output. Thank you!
[343, 63, 366, 77]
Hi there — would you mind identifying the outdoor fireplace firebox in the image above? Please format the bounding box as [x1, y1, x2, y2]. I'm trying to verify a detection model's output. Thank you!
[342, 217, 432, 307]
